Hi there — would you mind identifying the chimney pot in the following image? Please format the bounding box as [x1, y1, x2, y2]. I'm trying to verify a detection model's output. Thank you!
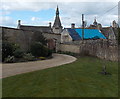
[18, 20, 21, 25]
[49, 22, 51, 28]
[71, 23, 75, 29]
[17, 20, 21, 29]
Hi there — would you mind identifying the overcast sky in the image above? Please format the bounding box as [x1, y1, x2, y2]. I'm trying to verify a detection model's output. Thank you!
[0, 0, 119, 28]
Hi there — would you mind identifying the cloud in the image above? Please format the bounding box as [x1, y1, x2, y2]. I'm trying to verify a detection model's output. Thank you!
[2, 0, 120, 2]
[0, 1, 119, 27]
[1, 1, 118, 12]
[60, 14, 118, 28]
[0, 16, 16, 27]
[31, 17, 40, 21]
[0, 11, 10, 16]
[58, 2, 118, 27]
[19, 16, 51, 26]
[1, 2, 57, 11]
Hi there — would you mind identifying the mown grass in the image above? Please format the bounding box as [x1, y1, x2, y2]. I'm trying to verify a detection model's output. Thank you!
[2, 56, 118, 97]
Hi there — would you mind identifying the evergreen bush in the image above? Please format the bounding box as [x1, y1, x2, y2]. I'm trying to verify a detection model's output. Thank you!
[2, 42, 14, 62]
[13, 49, 24, 58]
[30, 42, 52, 57]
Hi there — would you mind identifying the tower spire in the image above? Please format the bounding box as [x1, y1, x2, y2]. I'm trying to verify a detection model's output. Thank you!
[52, 5, 63, 34]
[56, 5, 59, 16]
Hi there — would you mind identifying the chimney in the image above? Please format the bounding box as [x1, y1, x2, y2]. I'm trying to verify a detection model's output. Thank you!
[49, 22, 51, 28]
[18, 20, 21, 25]
[71, 23, 75, 29]
[17, 20, 21, 29]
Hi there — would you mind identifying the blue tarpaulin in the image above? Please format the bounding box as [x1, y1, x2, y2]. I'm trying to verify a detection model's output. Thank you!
[74, 28, 106, 39]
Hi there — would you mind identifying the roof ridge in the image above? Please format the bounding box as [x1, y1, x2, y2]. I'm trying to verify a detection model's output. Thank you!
[20, 25, 50, 27]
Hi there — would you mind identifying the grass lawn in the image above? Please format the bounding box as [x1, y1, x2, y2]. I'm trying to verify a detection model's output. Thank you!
[2, 56, 118, 97]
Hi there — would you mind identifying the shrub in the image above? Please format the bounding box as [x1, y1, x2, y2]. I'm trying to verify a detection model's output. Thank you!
[32, 31, 47, 46]
[2, 42, 21, 62]
[30, 42, 52, 57]
[13, 49, 24, 58]
[23, 53, 35, 61]
[2, 42, 14, 62]
[4, 55, 15, 63]
[47, 49, 52, 57]
[12, 43, 20, 51]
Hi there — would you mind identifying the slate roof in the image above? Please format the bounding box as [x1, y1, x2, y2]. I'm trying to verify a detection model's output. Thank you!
[67, 28, 81, 40]
[20, 25, 53, 33]
[100, 27, 110, 39]
[101, 27, 118, 38]
[66, 28, 106, 40]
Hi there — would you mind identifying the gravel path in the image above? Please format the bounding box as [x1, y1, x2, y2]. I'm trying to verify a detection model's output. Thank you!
[1, 54, 76, 78]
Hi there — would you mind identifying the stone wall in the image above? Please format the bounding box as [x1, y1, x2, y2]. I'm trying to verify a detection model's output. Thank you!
[1, 27, 61, 52]
[81, 40, 118, 61]
[0, 27, 2, 62]
[60, 44, 80, 53]
[1, 26, 118, 61]
[59, 40, 118, 61]
[1, 27, 34, 51]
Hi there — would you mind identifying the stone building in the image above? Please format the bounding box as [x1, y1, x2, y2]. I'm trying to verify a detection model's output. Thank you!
[89, 18, 118, 40]
[112, 20, 119, 28]
[61, 25, 106, 43]
[89, 18, 102, 30]
[1, 6, 118, 61]
[52, 6, 63, 34]
[2, 6, 63, 52]
[17, 6, 63, 51]
[18, 6, 63, 34]
[18, 20, 53, 33]
[100, 27, 116, 40]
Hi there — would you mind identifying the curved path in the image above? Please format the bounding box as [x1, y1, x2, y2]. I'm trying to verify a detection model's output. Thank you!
[1, 54, 77, 78]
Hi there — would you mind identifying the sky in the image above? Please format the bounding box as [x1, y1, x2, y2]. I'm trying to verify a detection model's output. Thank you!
[0, 0, 119, 28]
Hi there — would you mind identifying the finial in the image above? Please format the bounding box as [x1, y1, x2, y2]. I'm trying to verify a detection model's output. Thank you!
[56, 5, 59, 15]
[94, 17, 96, 22]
